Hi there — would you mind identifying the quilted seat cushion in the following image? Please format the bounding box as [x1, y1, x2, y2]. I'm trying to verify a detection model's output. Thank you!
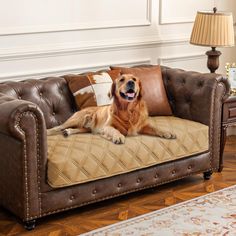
[47, 116, 209, 188]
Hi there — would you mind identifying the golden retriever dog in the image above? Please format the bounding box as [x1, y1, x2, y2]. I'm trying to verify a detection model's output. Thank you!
[47, 74, 176, 144]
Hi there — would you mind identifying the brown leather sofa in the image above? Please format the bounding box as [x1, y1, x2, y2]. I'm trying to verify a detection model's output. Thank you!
[0, 66, 229, 230]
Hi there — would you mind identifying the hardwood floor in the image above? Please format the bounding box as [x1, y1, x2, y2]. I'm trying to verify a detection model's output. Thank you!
[0, 136, 236, 236]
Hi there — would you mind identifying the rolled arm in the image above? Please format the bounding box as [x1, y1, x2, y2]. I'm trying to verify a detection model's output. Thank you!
[161, 67, 230, 171]
[161, 67, 230, 125]
[0, 93, 47, 221]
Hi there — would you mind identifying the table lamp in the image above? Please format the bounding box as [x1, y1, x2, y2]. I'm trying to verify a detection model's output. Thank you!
[190, 7, 235, 73]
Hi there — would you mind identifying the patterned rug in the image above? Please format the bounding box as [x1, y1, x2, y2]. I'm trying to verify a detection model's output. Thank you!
[81, 185, 236, 236]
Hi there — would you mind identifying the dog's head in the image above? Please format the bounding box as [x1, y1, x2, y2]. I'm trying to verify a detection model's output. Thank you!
[109, 74, 142, 102]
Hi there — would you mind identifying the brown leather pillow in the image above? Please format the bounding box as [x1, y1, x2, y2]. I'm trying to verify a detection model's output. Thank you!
[64, 70, 120, 110]
[110, 65, 172, 116]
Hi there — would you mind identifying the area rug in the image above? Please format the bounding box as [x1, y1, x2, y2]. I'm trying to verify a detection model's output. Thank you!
[81, 185, 236, 235]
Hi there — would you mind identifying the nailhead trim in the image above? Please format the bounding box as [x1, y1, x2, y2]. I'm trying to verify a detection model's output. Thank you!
[93, 189, 97, 194]
[35, 167, 213, 220]
[209, 82, 217, 170]
[15, 111, 42, 221]
[217, 82, 226, 167]
[16, 114, 29, 219]
[19, 75, 227, 221]
[210, 80, 226, 170]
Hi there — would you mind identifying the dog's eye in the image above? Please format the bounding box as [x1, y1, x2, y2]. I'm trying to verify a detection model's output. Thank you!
[132, 77, 136, 82]
[120, 78, 125, 82]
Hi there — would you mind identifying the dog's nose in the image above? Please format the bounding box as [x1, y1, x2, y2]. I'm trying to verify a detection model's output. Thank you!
[127, 80, 135, 88]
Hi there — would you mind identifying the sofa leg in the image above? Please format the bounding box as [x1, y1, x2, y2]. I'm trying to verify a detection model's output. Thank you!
[24, 220, 36, 230]
[203, 171, 213, 180]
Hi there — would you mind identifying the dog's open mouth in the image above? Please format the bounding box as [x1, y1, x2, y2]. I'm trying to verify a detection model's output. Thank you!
[120, 89, 137, 101]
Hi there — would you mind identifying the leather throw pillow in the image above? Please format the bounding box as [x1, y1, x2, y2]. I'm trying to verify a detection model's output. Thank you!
[64, 70, 120, 110]
[110, 65, 172, 116]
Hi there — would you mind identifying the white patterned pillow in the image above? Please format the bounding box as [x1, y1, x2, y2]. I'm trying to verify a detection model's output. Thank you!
[64, 70, 120, 110]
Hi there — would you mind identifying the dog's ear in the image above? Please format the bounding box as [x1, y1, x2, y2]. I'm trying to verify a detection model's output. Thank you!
[138, 80, 143, 100]
[108, 80, 116, 99]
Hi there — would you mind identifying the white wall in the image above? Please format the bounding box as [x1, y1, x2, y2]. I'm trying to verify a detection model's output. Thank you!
[0, 0, 235, 82]
[0, 0, 236, 133]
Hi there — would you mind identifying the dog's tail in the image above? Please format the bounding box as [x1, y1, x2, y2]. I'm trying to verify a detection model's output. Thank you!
[47, 125, 63, 136]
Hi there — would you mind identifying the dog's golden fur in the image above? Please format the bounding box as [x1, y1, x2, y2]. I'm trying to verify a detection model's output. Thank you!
[47, 74, 176, 144]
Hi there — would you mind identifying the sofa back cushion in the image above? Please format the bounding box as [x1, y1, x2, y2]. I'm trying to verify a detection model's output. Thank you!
[110, 65, 172, 116]
[0, 77, 75, 128]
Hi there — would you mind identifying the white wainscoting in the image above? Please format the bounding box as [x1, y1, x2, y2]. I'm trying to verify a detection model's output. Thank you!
[0, 0, 235, 86]
[158, 53, 205, 64]
[0, 0, 151, 35]
[0, 59, 151, 81]
[0, 36, 189, 62]
[158, 53, 207, 72]
[159, 0, 213, 24]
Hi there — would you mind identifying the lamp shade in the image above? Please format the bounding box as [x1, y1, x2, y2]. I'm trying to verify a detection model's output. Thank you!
[190, 11, 235, 47]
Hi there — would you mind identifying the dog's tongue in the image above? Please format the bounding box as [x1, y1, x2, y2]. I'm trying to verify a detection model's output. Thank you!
[126, 92, 135, 98]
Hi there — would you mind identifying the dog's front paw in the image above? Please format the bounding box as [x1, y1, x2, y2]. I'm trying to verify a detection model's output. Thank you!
[162, 132, 176, 139]
[112, 133, 125, 144]
[62, 129, 70, 137]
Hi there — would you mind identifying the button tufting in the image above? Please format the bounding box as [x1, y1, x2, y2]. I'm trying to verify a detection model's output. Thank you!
[185, 98, 191, 104]
[172, 170, 176, 175]
[154, 174, 159, 179]
[137, 178, 141, 183]
[118, 183, 122, 188]
[39, 92, 43, 96]
[198, 81, 204, 87]
[70, 195, 75, 200]
[18, 96, 21, 100]
[188, 165, 192, 169]
[93, 189, 97, 194]
[52, 112, 56, 116]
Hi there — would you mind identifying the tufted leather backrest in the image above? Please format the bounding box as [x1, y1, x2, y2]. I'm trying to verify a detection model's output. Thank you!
[0, 77, 76, 128]
[161, 66, 222, 126]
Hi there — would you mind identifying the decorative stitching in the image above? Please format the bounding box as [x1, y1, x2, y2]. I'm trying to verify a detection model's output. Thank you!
[19, 75, 228, 221]
[15, 112, 30, 219]
[209, 81, 217, 169]
[216, 82, 226, 168]
[210, 79, 226, 170]
[28, 167, 212, 220]
[15, 111, 42, 220]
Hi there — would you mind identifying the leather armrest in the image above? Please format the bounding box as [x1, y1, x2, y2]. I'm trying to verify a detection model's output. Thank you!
[0, 93, 45, 137]
[161, 67, 229, 171]
[0, 93, 47, 221]
[161, 67, 230, 125]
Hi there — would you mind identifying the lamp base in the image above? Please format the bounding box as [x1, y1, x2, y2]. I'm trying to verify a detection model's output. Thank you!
[206, 47, 221, 73]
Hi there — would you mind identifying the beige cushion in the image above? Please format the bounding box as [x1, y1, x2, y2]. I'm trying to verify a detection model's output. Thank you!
[47, 116, 208, 188]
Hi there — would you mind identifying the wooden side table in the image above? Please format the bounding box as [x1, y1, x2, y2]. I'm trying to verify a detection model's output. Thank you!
[219, 95, 236, 172]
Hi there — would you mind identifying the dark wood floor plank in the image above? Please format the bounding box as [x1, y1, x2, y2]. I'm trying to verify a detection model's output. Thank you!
[0, 136, 236, 235]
